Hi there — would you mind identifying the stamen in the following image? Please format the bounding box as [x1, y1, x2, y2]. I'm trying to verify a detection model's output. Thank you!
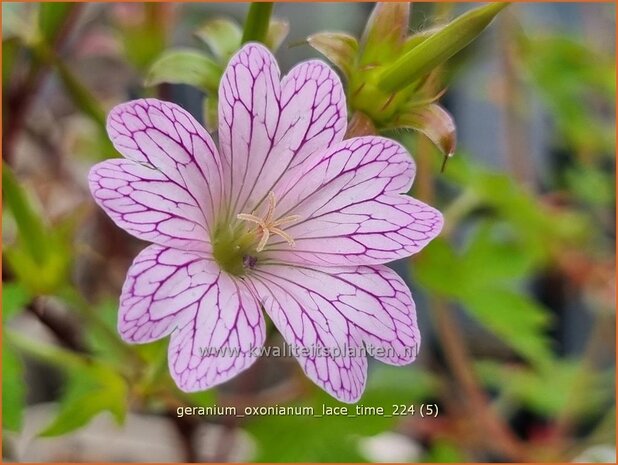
[236, 191, 301, 253]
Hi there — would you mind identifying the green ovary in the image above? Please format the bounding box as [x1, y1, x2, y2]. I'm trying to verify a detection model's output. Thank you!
[212, 222, 257, 276]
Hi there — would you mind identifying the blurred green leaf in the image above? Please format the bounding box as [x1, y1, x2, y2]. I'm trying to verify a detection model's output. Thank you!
[145, 49, 221, 91]
[6, 330, 87, 370]
[2, 282, 31, 323]
[565, 164, 615, 207]
[2, 165, 71, 294]
[2, 163, 49, 264]
[194, 18, 242, 61]
[51, 53, 106, 128]
[519, 34, 616, 155]
[463, 221, 539, 283]
[425, 439, 466, 462]
[6, 331, 128, 436]
[40, 366, 127, 437]
[443, 155, 589, 259]
[478, 360, 613, 418]
[414, 221, 553, 365]
[462, 288, 552, 365]
[2, 345, 25, 431]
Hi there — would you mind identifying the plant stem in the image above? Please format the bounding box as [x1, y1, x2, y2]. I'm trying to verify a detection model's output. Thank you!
[432, 299, 528, 460]
[241, 3, 273, 44]
[26, 297, 90, 354]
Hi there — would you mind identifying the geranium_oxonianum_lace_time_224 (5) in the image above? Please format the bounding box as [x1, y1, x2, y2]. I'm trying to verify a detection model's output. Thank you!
[88, 43, 443, 403]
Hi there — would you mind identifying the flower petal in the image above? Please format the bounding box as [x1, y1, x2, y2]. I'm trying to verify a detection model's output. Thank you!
[106, 98, 223, 234]
[247, 264, 419, 402]
[247, 269, 365, 403]
[89, 159, 211, 252]
[268, 136, 443, 266]
[119, 245, 265, 391]
[218, 43, 347, 217]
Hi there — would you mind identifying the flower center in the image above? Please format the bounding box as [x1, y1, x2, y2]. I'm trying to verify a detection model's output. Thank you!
[212, 191, 301, 276]
[237, 191, 301, 253]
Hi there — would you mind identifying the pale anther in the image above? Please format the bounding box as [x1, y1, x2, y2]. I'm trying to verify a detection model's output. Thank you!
[237, 191, 301, 252]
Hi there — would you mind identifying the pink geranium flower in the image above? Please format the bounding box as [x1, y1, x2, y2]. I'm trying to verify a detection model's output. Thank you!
[89, 43, 443, 403]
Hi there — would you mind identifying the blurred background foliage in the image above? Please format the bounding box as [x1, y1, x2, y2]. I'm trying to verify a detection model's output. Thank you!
[2, 2, 615, 462]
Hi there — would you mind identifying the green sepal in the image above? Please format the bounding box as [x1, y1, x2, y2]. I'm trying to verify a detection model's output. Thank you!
[387, 103, 456, 159]
[360, 2, 410, 66]
[307, 32, 358, 78]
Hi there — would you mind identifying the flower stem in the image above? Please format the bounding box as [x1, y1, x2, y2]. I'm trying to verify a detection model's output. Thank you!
[241, 2, 273, 44]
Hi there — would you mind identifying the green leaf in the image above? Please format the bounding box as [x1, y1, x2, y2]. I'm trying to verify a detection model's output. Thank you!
[477, 360, 613, 418]
[2, 344, 25, 431]
[414, 222, 553, 365]
[565, 165, 615, 207]
[461, 288, 552, 366]
[463, 221, 539, 284]
[194, 18, 242, 61]
[5, 330, 128, 436]
[2, 163, 49, 264]
[307, 32, 358, 78]
[40, 366, 127, 437]
[389, 103, 456, 159]
[145, 49, 221, 91]
[519, 34, 615, 155]
[1, 282, 31, 323]
[2, 165, 71, 294]
[378, 3, 508, 92]
[425, 439, 466, 462]
[443, 155, 590, 257]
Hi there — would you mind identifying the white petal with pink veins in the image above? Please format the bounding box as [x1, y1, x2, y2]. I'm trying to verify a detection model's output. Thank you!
[247, 263, 420, 402]
[89, 159, 211, 252]
[118, 245, 265, 391]
[105, 98, 223, 234]
[218, 43, 346, 217]
[266, 136, 443, 266]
